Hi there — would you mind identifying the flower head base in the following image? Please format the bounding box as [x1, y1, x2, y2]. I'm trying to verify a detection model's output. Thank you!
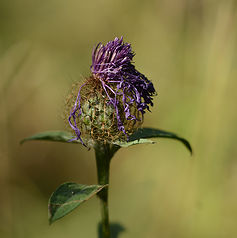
[67, 37, 156, 146]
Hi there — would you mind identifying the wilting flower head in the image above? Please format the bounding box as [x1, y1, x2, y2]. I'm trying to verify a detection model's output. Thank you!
[66, 37, 156, 147]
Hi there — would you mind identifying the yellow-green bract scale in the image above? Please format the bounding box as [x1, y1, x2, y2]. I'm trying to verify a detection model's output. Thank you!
[80, 95, 115, 132]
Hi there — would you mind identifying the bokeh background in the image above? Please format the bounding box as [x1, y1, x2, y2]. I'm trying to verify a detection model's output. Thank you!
[1, 0, 237, 237]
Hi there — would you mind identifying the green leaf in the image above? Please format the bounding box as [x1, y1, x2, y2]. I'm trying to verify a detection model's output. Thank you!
[20, 128, 192, 154]
[20, 131, 77, 145]
[114, 138, 155, 147]
[48, 182, 107, 224]
[98, 222, 126, 238]
[128, 127, 192, 154]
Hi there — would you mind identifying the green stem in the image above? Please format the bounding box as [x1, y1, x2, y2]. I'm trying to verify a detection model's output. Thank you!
[94, 142, 119, 238]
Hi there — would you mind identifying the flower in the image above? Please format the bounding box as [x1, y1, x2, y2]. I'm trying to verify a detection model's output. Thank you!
[67, 37, 156, 146]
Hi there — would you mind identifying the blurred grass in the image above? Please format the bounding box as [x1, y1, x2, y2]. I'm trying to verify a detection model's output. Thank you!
[1, 0, 237, 237]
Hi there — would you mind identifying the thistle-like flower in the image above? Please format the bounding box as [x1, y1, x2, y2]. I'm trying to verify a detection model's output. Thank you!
[66, 37, 156, 147]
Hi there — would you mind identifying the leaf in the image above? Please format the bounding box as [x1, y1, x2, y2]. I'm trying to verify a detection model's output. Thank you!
[128, 127, 192, 154]
[114, 138, 155, 147]
[20, 131, 77, 145]
[20, 128, 192, 154]
[48, 182, 107, 224]
[98, 222, 126, 238]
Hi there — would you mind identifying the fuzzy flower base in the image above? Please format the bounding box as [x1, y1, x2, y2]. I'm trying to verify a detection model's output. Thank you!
[65, 77, 142, 146]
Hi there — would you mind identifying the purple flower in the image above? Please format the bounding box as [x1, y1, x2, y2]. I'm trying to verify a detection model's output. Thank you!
[68, 37, 156, 146]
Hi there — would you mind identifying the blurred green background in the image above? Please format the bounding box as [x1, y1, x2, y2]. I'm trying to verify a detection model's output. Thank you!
[1, 0, 237, 237]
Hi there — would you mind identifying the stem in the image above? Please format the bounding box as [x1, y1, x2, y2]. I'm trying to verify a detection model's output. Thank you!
[94, 142, 119, 238]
